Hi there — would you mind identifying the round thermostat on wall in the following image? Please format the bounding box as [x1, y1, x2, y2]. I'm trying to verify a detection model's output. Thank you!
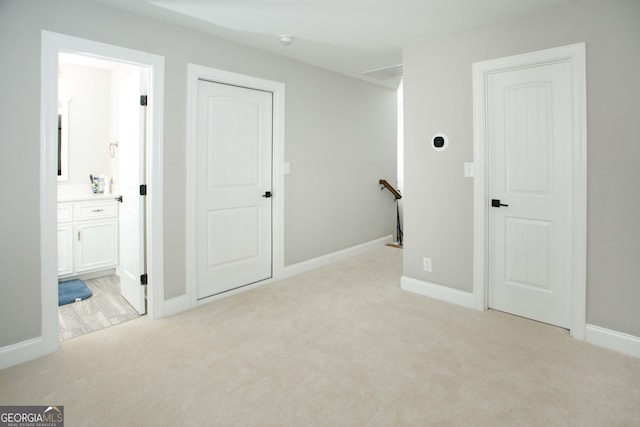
[432, 133, 449, 151]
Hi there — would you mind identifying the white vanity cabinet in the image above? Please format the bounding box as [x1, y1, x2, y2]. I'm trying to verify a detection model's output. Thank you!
[57, 198, 119, 278]
[57, 204, 74, 276]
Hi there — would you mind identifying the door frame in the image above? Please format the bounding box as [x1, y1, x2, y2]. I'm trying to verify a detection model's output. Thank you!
[471, 43, 587, 339]
[185, 64, 285, 306]
[40, 31, 165, 356]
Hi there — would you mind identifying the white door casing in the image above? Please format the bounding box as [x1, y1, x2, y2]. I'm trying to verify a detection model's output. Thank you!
[118, 67, 147, 315]
[472, 43, 587, 338]
[196, 80, 273, 299]
[39, 31, 165, 362]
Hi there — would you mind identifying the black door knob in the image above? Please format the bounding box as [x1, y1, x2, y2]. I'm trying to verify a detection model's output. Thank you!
[262, 191, 272, 198]
[491, 199, 509, 208]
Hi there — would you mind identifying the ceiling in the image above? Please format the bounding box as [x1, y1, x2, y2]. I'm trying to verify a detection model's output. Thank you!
[94, 0, 578, 88]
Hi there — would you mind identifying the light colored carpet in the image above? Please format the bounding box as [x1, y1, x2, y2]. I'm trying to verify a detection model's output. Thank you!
[1, 246, 639, 426]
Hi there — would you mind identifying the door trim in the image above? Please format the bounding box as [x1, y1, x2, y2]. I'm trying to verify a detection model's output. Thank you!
[41, 31, 166, 357]
[186, 64, 285, 307]
[471, 43, 587, 339]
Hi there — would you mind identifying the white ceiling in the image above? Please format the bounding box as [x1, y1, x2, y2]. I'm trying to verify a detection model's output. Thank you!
[94, 0, 578, 88]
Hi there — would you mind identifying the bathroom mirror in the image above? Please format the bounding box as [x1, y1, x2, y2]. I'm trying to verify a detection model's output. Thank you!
[58, 98, 70, 181]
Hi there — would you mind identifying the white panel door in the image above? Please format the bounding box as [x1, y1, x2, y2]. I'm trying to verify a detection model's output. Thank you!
[488, 61, 573, 328]
[196, 79, 273, 299]
[117, 68, 147, 315]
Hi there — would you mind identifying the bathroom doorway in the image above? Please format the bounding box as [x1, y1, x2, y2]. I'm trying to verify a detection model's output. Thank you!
[56, 52, 146, 340]
[41, 31, 165, 354]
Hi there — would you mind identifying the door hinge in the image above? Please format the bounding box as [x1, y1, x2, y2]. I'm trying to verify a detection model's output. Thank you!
[140, 274, 148, 285]
[140, 95, 148, 106]
[140, 184, 147, 196]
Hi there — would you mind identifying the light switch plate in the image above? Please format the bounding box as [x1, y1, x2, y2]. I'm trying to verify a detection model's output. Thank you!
[464, 162, 474, 178]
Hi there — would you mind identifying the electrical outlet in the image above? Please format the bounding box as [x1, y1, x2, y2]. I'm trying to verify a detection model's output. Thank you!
[423, 257, 432, 272]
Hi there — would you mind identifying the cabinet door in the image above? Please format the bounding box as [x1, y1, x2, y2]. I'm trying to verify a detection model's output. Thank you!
[57, 223, 74, 276]
[75, 219, 119, 273]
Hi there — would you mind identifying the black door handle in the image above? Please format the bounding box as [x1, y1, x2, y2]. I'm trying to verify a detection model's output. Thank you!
[262, 191, 272, 198]
[491, 199, 509, 207]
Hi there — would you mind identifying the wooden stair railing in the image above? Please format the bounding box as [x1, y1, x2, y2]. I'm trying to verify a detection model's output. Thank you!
[379, 179, 403, 246]
[379, 179, 402, 200]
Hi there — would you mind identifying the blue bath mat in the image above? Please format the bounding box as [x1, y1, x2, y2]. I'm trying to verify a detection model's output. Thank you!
[58, 279, 93, 306]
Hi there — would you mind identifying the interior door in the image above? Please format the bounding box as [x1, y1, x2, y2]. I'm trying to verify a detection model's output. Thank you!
[196, 79, 273, 299]
[117, 67, 147, 315]
[487, 60, 573, 328]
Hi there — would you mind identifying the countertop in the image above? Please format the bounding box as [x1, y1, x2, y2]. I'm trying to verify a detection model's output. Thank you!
[58, 193, 120, 203]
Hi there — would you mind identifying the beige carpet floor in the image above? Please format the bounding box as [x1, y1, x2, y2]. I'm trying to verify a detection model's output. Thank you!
[1, 246, 639, 426]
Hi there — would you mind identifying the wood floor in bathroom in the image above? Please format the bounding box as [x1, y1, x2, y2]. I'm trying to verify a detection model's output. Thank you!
[58, 275, 141, 341]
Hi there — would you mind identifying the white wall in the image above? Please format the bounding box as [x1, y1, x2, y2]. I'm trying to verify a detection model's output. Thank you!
[402, 0, 640, 336]
[0, 0, 396, 348]
[58, 63, 111, 190]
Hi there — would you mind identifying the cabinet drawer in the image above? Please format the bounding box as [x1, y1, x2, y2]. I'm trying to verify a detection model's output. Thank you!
[57, 204, 73, 223]
[75, 200, 117, 220]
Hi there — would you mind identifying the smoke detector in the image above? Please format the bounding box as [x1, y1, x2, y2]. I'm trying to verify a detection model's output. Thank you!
[279, 34, 293, 46]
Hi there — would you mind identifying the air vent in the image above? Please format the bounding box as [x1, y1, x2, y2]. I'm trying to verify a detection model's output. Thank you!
[362, 64, 403, 80]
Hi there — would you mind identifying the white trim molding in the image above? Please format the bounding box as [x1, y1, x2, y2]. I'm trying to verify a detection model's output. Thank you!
[284, 235, 393, 278]
[185, 64, 286, 309]
[471, 43, 587, 339]
[161, 295, 193, 318]
[585, 325, 640, 358]
[0, 338, 43, 370]
[38, 31, 166, 368]
[401, 277, 475, 309]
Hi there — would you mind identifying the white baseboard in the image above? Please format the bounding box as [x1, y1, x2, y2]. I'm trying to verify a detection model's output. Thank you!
[401, 277, 639, 359]
[585, 324, 640, 358]
[0, 337, 45, 369]
[160, 294, 193, 318]
[401, 276, 475, 309]
[284, 235, 393, 278]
